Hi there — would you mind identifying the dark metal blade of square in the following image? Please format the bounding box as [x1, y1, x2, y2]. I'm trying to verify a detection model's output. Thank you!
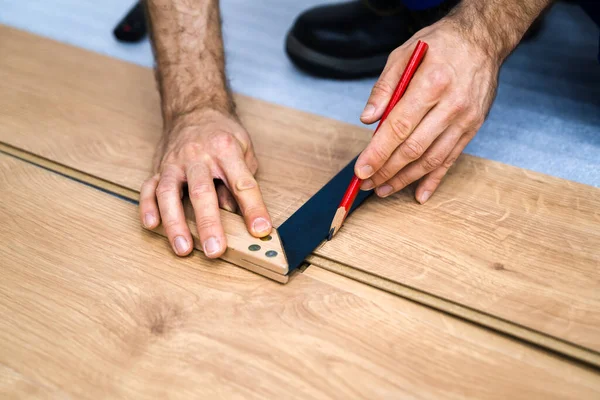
[278, 155, 373, 273]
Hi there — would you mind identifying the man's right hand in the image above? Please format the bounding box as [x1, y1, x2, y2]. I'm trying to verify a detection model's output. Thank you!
[139, 109, 272, 258]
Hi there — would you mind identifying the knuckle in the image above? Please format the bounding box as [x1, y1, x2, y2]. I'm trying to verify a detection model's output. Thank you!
[235, 177, 257, 192]
[427, 64, 452, 92]
[155, 182, 175, 198]
[465, 107, 484, 125]
[186, 160, 211, 179]
[400, 139, 424, 160]
[464, 110, 478, 124]
[240, 203, 266, 218]
[162, 218, 180, 231]
[189, 183, 213, 200]
[159, 165, 184, 181]
[427, 175, 443, 186]
[143, 174, 159, 186]
[443, 155, 458, 169]
[369, 145, 390, 165]
[449, 97, 468, 115]
[458, 112, 484, 133]
[388, 117, 413, 143]
[387, 48, 401, 62]
[391, 174, 411, 190]
[209, 131, 235, 152]
[181, 142, 202, 159]
[195, 215, 219, 232]
[421, 154, 444, 171]
[371, 79, 394, 98]
[377, 164, 396, 182]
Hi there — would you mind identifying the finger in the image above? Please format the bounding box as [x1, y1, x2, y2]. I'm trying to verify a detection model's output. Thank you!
[216, 182, 238, 213]
[152, 137, 166, 173]
[244, 146, 259, 175]
[355, 63, 453, 180]
[362, 100, 460, 190]
[375, 126, 463, 198]
[219, 152, 272, 238]
[186, 162, 227, 258]
[415, 133, 472, 204]
[155, 165, 193, 257]
[360, 44, 413, 124]
[140, 174, 160, 229]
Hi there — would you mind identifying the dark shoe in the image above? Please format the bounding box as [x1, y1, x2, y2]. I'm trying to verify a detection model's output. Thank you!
[113, 2, 147, 43]
[285, 0, 456, 79]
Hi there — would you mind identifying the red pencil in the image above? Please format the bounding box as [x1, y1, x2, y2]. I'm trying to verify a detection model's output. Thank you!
[328, 40, 429, 240]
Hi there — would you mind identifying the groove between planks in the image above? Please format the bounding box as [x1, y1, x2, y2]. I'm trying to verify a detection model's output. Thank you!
[2, 140, 599, 370]
[307, 254, 600, 369]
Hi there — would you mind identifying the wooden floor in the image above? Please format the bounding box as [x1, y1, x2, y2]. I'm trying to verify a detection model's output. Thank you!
[2, 25, 599, 361]
[4, 153, 599, 398]
[0, 25, 599, 396]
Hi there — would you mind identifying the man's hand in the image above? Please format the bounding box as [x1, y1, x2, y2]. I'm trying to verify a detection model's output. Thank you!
[357, 21, 497, 204]
[142, 0, 272, 258]
[140, 110, 271, 258]
[357, 0, 552, 203]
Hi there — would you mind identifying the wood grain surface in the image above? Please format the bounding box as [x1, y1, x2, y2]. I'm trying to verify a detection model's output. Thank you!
[1, 153, 600, 399]
[315, 155, 600, 348]
[1, 26, 599, 356]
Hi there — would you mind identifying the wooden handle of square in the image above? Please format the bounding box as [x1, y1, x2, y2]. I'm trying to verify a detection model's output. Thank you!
[153, 202, 290, 283]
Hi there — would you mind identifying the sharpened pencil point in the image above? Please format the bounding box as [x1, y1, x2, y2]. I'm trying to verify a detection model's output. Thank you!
[329, 41, 427, 240]
[328, 207, 347, 242]
[327, 228, 335, 241]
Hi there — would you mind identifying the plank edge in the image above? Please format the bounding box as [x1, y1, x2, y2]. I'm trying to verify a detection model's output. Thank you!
[306, 254, 600, 370]
[0, 142, 289, 283]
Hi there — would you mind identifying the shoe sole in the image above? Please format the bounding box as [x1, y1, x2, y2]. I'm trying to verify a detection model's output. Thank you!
[285, 33, 388, 79]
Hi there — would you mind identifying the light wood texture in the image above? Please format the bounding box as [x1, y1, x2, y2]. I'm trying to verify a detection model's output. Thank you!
[307, 254, 600, 367]
[8, 143, 600, 369]
[2, 154, 600, 399]
[0, 144, 289, 283]
[1, 26, 599, 359]
[0, 364, 67, 400]
[315, 158, 600, 351]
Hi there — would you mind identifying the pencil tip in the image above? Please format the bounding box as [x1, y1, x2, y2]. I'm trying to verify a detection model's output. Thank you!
[327, 228, 335, 241]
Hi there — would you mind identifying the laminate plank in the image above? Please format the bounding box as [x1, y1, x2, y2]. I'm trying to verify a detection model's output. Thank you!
[0, 364, 66, 400]
[315, 156, 600, 352]
[10, 139, 599, 368]
[1, 154, 599, 399]
[1, 26, 599, 355]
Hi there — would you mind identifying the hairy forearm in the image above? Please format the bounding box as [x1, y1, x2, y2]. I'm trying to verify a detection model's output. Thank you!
[447, 0, 554, 62]
[145, 0, 234, 130]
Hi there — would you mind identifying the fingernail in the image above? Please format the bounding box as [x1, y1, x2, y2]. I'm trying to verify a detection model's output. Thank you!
[143, 213, 156, 228]
[419, 191, 432, 204]
[361, 179, 374, 190]
[203, 236, 221, 256]
[174, 236, 190, 255]
[361, 104, 376, 119]
[252, 217, 271, 235]
[222, 203, 236, 213]
[376, 185, 393, 197]
[358, 165, 374, 179]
